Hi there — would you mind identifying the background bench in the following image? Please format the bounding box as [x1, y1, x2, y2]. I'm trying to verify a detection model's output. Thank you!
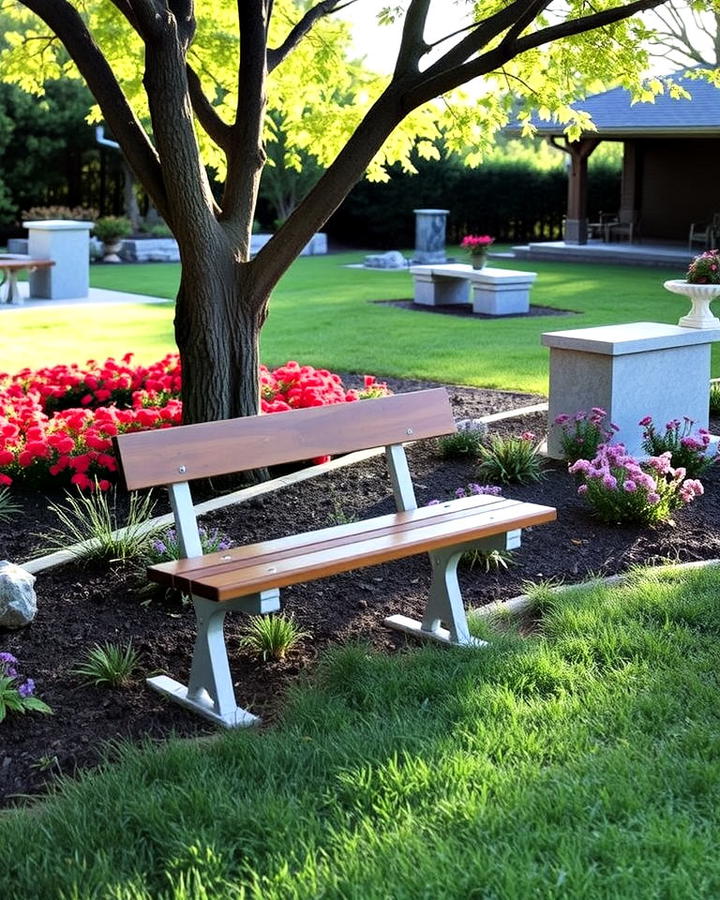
[0, 255, 55, 305]
[114, 389, 556, 727]
[410, 264, 538, 315]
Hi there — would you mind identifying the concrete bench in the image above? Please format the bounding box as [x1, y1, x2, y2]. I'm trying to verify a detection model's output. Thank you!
[114, 390, 556, 727]
[410, 264, 538, 315]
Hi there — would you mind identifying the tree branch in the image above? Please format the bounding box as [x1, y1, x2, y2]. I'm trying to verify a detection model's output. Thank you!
[186, 64, 233, 148]
[126, 0, 165, 41]
[19, 0, 168, 215]
[404, 0, 670, 109]
[393, 0, 431, 75]
[266, 0, 353, 72]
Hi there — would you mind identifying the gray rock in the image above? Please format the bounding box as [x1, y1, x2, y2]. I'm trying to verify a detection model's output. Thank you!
[0, 561, 37, 629]
[364, 250, 407, 269]
[455, 418, 488, 436]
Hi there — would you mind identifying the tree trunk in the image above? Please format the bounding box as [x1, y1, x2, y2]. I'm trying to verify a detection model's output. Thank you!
[174, 251, 266, 424]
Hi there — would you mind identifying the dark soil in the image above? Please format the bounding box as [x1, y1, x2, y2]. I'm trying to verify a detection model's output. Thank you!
[2, 377, 720, 808]
[372, 299, 580, 319]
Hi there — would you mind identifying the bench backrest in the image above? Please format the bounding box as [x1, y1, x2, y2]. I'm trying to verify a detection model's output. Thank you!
[114, 388, 456, 491]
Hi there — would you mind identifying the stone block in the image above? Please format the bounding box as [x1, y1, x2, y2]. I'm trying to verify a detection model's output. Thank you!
[120, 238, 180, 263]
[543, 322, 720, 459]
[0, 561, 37, 629]
[470, 268, 537, 315]
[24, 219, 93, 299]
[365, 251, 407, 269]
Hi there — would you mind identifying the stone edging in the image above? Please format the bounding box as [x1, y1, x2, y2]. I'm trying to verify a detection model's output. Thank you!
[21, 400, 549, 575]
[472, 557, 720, 620]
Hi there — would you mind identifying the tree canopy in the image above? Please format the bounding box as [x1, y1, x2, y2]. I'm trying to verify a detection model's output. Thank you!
[0, 0, 678, 425]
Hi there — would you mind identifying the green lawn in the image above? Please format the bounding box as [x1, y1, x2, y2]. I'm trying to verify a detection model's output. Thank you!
[3, 563, 720, 897]
[2, 251, 699, 395]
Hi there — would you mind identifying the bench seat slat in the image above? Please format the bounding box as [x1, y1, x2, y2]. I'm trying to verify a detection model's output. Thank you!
[152, 493, 509, 578]
[150, 496, 556, 602]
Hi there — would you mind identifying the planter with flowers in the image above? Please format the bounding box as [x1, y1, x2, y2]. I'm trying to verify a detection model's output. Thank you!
[92, 216, 133, 263]
[664, 249, 720, 328]
[460, 234, 495, 270]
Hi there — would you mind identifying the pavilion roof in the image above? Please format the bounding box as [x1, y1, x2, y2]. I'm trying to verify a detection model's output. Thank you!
[523, 70, 720, 138]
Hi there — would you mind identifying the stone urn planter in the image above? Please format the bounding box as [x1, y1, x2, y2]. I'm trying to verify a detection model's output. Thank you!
[470, 251, 488, 270]
[664, 280, 720, 329]
[92, 216, 133, 264]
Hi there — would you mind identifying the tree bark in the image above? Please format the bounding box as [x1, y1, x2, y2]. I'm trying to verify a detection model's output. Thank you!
[174, 250, 266, 423]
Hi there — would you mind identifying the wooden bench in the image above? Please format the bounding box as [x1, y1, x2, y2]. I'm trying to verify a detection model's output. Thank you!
[114, 389, 556, 727]
[0, 255, 55, 305]
[409, 264, 537, 315]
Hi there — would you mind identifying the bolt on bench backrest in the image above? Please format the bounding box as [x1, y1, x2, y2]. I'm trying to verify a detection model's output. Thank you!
[114, 388, 456, 491]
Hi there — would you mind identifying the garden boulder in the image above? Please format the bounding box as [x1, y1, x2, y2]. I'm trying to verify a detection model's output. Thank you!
[455, 418, 488, 438]
[0, 561, 37, 628]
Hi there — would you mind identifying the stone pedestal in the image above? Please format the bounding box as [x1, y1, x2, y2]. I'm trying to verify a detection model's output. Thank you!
[413, 209, 449, 264]
[471, 268, 537, 315]
[24, 220, 93, 299]
[542, 322, 720, 459]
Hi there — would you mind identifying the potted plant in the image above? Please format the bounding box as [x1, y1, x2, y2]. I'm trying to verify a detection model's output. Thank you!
[664, 249, 720, 328]
[460, 234, 495, 270]
[92, 216, 133, 263]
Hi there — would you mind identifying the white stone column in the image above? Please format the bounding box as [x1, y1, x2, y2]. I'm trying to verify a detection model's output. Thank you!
[23, 220, 94, 299]
[542, 322, 720, 459]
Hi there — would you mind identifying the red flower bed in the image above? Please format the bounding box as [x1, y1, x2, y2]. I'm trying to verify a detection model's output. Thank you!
[0, 355, 389, 489]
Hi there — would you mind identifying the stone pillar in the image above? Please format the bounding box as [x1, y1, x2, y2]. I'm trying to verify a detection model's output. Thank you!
[23, 220, 94, 299]
[413, 209, 449, 264]
[542, 322, 720, 459]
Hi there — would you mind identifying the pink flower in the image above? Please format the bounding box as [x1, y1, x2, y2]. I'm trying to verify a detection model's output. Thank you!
[569, 459, 591, 475]
[554, 414, 570, 425]
[602, 474, 617, 490]
[647, 492, 661, 505]
[638, 416, 652, 427]
[623, 480, 637, 492]
[577, 484, 588, 495]
[520, 431, 535, 442]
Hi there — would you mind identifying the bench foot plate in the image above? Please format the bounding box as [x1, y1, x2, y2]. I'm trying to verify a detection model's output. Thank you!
[147, 675, 260, 728]
[384, 614, 488, 648]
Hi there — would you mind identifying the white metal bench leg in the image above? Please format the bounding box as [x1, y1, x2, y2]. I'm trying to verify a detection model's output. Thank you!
[385, 532, 521, 647]
[147, 589, 280, 727]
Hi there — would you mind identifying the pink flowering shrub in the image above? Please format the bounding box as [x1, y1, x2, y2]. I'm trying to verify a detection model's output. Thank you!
[640, 415, 715, 478]
[0, 356, 391, 489]
[553, 407, 619, 464]
[686, 249, 720, 285]
[460, 234, 495, 250]
[569, 443, 704, 525]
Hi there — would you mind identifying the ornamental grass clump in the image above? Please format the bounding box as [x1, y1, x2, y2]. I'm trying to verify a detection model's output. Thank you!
[0, 653, 52, 722]
[240, 614, 309, 662]
[640, 415, 716, 478]
[477, 431, 544, 484]
[554, 407, 617, 464]
[686, 249, 720, 285]
[437, 419, 487, 459]
[569, 443, 704, 526]
[710, 381, 720, 416]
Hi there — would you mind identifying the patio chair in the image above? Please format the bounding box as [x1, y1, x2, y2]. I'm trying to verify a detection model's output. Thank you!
[688, 213, 720, 252]
[588, 212, 618, 241]
[605, 212, 640, 244]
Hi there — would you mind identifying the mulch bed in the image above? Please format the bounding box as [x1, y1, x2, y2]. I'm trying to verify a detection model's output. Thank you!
[2, 376, 720, 808]
[372, 299, 579, 319]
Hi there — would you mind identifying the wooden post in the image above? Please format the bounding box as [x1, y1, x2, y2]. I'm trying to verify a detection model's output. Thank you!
[550, 137, 600, 245]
